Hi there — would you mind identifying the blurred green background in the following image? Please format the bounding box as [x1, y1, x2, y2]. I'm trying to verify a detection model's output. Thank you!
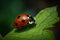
[0, 0, 60, 40]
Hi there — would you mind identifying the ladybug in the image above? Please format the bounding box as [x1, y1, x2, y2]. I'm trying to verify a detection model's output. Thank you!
[14, 14, 35, 28]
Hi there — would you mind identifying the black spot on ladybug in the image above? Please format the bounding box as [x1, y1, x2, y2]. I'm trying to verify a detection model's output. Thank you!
[21, 19, 25, 22]
[15, 23, 18, 26]
[17, 16, 20, 18]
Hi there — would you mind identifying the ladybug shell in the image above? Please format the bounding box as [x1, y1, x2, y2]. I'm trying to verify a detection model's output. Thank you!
[14, 14, 29, 28]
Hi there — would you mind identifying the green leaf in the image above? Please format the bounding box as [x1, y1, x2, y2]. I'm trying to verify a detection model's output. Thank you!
[0, 34, 3, 40]
[3, 6, 59, 40]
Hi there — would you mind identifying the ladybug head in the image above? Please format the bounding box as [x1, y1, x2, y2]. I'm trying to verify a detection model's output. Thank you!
[27, 15, 35, 24]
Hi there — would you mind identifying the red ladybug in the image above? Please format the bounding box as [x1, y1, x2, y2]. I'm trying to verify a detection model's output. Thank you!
[14, 14, 35, 28]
